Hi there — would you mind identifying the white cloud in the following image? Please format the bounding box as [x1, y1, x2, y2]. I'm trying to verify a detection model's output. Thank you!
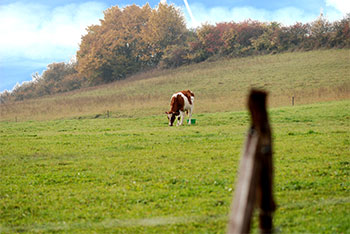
[185, 3, 313, 27]
[183, 2, 346, 28]
[325, 0, 350, 15]
[0, 1, 106, 62]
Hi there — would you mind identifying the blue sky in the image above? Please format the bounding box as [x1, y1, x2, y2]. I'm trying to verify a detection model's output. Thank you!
[0, 0, 349, 92]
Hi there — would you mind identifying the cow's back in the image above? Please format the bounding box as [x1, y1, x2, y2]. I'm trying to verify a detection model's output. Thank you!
[180, 90, 194, 105]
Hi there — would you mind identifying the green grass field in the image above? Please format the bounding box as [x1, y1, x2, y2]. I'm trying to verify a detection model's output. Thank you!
[1, 100, 349, 233]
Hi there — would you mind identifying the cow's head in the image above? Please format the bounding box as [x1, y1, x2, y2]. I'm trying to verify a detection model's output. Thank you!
[165, 111, 179, 126]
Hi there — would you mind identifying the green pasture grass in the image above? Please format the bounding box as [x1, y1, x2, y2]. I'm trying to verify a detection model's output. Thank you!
[0, 100, 349, 233]
[1, 49, 349, 121]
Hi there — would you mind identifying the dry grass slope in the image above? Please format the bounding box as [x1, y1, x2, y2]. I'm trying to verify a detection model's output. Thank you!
[1, 49, 349, 121]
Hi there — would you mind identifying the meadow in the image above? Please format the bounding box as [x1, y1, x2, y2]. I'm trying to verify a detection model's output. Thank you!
[0, 49, 349, 233]
[0, 99, 349, 233]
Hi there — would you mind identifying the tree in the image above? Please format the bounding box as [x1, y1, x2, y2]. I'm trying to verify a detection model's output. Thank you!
[329, 14, 350, 48]
[76, 3, 187, 85]
[36, 62, 77, 94]
[282, 23, 309, 50]
[251, 22, 281, 52]
[310, 14, 332, 48]
[143, 3, 187, 65]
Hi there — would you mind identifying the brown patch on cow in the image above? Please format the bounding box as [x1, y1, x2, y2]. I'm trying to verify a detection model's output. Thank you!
[170, 94, 185, 113]
[180, 90, 195, 105]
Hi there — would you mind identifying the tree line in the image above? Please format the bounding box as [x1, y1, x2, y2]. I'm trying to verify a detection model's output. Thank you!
[1, 2, 349, 103]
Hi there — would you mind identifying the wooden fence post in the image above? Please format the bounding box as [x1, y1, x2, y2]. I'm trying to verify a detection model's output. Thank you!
[292, 96, 294, 106]
[228, 89, 276, 234]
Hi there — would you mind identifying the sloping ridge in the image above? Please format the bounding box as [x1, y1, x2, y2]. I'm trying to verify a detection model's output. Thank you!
[1, 49, 349, 121]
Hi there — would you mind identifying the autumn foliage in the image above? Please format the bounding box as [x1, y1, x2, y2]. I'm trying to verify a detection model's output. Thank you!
[76, 3, 186, 85]
[1, 2, 349, 103]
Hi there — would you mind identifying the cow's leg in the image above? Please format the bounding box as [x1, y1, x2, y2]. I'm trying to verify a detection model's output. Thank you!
[176, 113, 181, 126]
[178, 111, 185, 126]
[188, 108, 193, 125]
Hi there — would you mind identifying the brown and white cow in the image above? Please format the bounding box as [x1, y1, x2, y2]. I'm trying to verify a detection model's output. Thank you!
[165, 90, 194, 126]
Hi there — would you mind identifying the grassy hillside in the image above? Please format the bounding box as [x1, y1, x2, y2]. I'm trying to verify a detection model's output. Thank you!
[1, 49, 349, 121]
[0, 100, 349, 233]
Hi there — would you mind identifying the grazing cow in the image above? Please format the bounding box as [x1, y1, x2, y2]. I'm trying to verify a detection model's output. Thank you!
[166, 90, 194, 126]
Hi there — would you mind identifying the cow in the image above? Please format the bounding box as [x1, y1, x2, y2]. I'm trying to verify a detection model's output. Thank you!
[165, 90, 194, 126]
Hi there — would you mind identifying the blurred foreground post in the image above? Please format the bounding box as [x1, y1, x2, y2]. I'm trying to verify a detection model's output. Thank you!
[228, 89, 276, 234]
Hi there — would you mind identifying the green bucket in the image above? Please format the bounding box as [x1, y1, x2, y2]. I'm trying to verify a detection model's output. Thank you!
[187, 119, 196, 124]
